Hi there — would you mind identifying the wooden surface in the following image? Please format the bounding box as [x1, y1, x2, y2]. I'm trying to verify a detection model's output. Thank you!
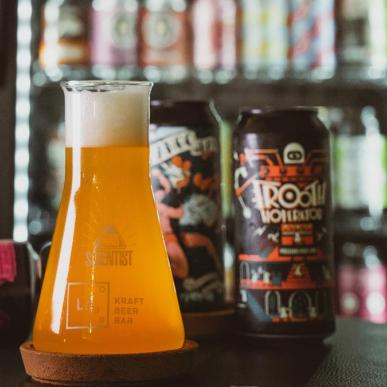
[1, 318, 387, 387]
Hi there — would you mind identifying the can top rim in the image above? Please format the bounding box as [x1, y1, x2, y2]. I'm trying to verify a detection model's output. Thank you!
[239, 106, 318, 116]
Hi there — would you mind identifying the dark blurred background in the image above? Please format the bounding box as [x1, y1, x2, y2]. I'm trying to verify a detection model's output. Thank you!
[2, 0, 387, 324]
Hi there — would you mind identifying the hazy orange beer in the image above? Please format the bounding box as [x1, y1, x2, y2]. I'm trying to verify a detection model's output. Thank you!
[33, 81, 184, 354]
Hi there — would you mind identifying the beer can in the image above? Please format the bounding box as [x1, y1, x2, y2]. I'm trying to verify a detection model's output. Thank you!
[288, 0, 336, 77]
[241, 0, 288, 78]
[0, 241, 39, 346]
[234, 108, 335, 339]
[192, 0, 239, 83]
[90, 0, 139, 69]
[150, 101, 224, 312]
[217, 0, 239, 81]
[139, 0, 190, 82]
[192, 0, 218, 78]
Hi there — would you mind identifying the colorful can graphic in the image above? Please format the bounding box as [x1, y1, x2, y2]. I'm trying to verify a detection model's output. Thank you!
[150, 101, 224, 312]
[288, 0, 336, 76]
[90, 0, 139, 68]
[234, 108, 335, 339]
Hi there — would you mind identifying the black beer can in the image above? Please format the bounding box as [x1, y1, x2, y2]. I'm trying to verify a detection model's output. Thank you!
[150, 100, 224, 312]
[234, 108, 335, 339]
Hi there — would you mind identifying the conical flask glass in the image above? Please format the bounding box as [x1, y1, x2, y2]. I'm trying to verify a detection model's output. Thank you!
[33, 81, 185, 354]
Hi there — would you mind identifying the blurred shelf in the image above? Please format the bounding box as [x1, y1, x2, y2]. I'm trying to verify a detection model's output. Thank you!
[32, 64, 387, 86]
[31, 64, 387, 118]
[31, 65, 140, 86]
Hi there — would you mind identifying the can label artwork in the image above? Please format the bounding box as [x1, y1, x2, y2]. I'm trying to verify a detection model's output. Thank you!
[150, 126, 224, 311]
[235, 138, 334, 324]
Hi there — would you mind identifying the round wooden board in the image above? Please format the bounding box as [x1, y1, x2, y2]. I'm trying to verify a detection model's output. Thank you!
[183, 308, 235, 339]
[20, 340, 198, 386]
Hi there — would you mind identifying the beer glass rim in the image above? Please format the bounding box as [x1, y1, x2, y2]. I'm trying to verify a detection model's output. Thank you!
[61, 80, 153, 92]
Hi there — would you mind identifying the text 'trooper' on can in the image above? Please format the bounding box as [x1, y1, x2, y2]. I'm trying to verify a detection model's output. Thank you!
[150, 100, 224, 312]
[234, 108, 335, 339]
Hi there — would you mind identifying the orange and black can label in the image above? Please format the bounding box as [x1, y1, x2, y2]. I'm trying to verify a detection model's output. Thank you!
[150, 124, 224, 312]
[234, 120, 335, 336]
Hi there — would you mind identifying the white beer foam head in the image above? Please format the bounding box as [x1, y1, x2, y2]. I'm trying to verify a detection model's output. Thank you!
[62, 81, 152, 147]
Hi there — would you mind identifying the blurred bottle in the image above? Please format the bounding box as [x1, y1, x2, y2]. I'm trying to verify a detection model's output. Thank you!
[288, 0, 336, 79]
[336, 0, 387, 78]
[336, 232, 387, 324]
[332, 106, 387, 230]
[90, 0, 139, 78]
[39, 0, 90, 76]
[192, 0, 239, 84]
[241, 0, 288, 79]
[139, 0, 190, 83]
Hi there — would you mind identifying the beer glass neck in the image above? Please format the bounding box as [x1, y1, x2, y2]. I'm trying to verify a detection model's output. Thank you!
[61, 81, 153, 148]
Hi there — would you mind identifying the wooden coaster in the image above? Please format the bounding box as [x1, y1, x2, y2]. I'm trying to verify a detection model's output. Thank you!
[20, 340, 198, 386]
[183, 308, 235, 339]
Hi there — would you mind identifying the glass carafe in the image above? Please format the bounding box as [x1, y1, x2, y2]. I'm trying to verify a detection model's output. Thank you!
[33, 81, 185, 354]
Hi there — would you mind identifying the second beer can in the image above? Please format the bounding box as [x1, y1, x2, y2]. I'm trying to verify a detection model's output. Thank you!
[234, 108, 335, 339]
[150, 100, 224, 312]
